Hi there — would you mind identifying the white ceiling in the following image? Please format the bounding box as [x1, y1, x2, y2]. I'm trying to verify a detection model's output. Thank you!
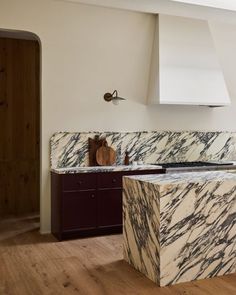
[57, 0, 236, 24]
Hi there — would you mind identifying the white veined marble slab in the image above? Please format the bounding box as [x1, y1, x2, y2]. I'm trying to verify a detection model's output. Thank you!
[123, 171, 236, 286]
[50, 131, 236, 168]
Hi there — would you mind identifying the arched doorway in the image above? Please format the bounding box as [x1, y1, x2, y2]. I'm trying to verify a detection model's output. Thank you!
[0, 29, 40, 236]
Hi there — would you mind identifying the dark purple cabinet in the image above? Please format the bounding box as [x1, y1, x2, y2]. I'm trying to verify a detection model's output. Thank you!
[63, 173, 97, 191]
[98, 189, 122, 227]
[97, 172, 122, 188]
[51, 168, 165, 241]
[62, 191, 97, 230]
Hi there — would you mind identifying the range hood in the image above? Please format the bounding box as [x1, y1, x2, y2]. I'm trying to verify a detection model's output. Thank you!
[148, 14, 230, 106]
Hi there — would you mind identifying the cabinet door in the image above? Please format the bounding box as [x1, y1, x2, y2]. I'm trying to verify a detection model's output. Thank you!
[98, 189, 122, 227]
[62, 191, 97, 230]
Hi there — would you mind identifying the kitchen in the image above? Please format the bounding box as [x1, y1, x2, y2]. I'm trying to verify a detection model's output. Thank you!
[0, 0, 236, 294]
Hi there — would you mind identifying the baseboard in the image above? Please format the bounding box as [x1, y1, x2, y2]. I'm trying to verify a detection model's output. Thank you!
[39, 229, 51, 235]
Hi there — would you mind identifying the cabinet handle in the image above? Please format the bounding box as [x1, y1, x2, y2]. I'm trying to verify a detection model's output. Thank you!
[112, 179, 116, 183]
[91, 194, 95, 199]
[77, 180, 82, 185]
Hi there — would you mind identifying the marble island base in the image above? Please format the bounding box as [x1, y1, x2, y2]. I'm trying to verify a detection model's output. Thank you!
[123, 171, 236, 286]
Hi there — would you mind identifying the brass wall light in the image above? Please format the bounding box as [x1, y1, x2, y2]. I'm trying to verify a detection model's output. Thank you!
[103, 90, 126, 105]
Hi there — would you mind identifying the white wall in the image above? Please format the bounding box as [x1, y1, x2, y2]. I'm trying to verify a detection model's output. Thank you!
[0, 0, 236, 232]
[63, 0, 236, 24]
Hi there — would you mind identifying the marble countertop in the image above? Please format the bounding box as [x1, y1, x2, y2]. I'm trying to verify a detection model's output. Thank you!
[51, 164, 163, 174]
[125, 171, 236, 185]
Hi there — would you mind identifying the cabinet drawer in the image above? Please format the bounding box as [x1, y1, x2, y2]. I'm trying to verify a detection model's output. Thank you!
[62, 173, 97, 191]
[98, 172, 122, 188]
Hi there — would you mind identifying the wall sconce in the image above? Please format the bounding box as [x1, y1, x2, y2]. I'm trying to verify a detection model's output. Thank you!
[103, 90, 126, 105]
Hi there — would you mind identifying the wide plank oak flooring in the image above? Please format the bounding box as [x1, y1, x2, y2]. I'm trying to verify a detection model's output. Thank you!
[0, 218, 235, 295]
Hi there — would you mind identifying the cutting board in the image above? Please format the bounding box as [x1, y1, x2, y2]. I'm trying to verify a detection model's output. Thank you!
[88, 135, 104, 166]
[96, 140, 116, 166]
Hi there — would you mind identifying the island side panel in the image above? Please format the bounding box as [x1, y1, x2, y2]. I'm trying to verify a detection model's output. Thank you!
[123, 177, 161, 284]
[159, 179, 236, 286]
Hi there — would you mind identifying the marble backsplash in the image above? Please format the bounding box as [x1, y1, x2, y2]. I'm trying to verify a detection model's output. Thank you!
[50, 131, 236, 168]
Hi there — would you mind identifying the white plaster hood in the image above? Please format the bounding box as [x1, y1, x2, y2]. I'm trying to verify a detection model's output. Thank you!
[148, 14, 230, 106]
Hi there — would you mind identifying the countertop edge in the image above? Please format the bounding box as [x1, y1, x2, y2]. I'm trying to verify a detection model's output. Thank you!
[51, 165, 164, 174]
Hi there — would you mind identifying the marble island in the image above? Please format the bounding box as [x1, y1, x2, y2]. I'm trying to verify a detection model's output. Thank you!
[123, 171, 236, 286]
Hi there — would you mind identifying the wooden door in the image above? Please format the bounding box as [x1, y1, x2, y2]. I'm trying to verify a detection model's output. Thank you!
[0, 37, 40, 216]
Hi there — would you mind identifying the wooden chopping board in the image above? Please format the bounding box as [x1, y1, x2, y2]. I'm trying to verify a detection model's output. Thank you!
[88, 135, 104, 166]
[96, 140, 116, 166]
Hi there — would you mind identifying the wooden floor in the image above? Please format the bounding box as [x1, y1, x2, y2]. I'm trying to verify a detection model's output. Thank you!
[0, 219, 235, 295]
[0, 214, 39, 242]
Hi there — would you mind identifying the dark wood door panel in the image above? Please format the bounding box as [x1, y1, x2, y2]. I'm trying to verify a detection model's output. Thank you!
[0, 38, 11, 161]
[0, 160, 39, 215]
[13, 160, 40, 215]
[62, 191, 97, 230]
[98, 189, 122, 227]
[0, 162, 15, 215]
[0, 37, 40, 216]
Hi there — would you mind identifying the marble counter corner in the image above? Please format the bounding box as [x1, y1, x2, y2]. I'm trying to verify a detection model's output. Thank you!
[123, 171, 236, 286]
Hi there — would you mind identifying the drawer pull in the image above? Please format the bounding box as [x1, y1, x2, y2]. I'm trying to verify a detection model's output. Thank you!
[112, 179, 117, 183]
[77, 180, 83, 185]
[91, 194, 95, 199]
